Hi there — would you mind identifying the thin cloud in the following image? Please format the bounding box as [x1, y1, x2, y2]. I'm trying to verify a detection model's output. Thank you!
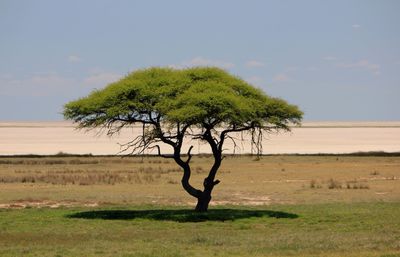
[337, 60, 380, 75]
[0, 74, 74, 97]
[68, 55, 82, 63]
[170, 56, 234, 69]
[0, 71, 122, 97]
[273, 73, 290, 82]
[83, 72, 122, 87]
[352, 24, 361, 29]
[245, 60, 265, 68]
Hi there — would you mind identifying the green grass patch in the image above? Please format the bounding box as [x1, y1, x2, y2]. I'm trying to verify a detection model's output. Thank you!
[0, 202, 399, 256]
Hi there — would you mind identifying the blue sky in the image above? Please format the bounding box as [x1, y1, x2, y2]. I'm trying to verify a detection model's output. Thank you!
[1, 0, 399, 121]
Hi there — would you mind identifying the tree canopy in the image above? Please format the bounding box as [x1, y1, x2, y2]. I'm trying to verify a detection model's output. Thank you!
[64, 66, 303, 211]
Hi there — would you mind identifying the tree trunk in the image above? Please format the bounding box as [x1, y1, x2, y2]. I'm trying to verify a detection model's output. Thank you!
[173, 128, 223, 212]
[195, 191, 212, 212]
[194, 177, 219, 212]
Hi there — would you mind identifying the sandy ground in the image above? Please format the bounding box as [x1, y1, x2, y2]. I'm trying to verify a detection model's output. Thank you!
[1, 121, 400, 155]
[0, 200, 99, 209]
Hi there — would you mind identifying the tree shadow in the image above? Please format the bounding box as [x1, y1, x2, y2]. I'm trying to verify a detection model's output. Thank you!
[67, 209, 298, 222]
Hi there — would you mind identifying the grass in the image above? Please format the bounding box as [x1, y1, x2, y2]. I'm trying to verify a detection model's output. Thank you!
[1, 155, 399, 206]
[0, 203, 399, 256]
[0, 155, 399, 256]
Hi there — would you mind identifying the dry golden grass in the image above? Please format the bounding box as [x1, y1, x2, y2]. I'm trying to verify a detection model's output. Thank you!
[0, 155, 399, 208]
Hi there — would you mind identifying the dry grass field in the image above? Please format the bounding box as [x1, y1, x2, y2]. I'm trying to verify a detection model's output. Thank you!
[0, 155, 399, 207]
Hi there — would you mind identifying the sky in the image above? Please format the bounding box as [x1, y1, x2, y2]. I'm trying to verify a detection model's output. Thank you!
[0, 0, 399, 121]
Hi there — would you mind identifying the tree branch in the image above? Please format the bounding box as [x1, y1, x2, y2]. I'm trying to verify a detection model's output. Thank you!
[185, 145, 194, 164]
[174, 150, 201, 198]
[147, 145, 174, 159]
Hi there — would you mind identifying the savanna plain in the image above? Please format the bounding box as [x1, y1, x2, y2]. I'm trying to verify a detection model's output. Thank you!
[0, 154, 399, 257]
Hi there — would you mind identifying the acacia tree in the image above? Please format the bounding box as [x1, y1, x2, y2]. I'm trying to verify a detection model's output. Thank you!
[64, 67, 302, 212]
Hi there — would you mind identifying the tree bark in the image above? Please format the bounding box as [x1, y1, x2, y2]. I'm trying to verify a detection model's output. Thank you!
[194, 177, 220, 212]
[195, 191, 212, 212]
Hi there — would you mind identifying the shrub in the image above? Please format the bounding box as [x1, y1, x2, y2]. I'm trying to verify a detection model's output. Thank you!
[327, 179, 342, 189]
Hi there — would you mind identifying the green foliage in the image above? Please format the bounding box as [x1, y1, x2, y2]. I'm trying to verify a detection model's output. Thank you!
[64, 67, 303, 130]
